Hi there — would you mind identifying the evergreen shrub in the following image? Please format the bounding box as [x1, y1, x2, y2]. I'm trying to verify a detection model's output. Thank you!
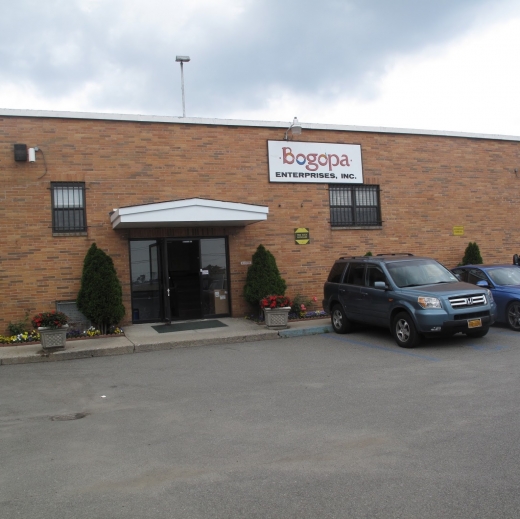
[243, 244, 287, 308]
[77, 243, 125, 334]
[461, 242, 483, 265]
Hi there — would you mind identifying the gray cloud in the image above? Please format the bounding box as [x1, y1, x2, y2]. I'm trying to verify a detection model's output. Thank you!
[0, 0, 509, 117]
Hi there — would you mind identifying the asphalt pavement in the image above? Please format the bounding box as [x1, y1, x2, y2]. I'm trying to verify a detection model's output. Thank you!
[0, 317, 333, 365]
[2, 324, 520, 518]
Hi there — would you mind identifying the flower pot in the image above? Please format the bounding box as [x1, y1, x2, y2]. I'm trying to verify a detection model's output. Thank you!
[263, 307, 291, 330]
[38, 325, 68, 350]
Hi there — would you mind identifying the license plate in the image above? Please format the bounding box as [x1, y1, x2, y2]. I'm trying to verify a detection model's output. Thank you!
[467, 318, 482, 329]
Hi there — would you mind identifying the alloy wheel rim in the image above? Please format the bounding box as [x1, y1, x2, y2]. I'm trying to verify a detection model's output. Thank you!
[508, 303, 520, 329]
[333, 310, 342, 329]
[396, 319, 410, 343]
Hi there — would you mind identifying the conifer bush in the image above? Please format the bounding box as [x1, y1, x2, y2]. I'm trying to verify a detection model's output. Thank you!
[461, 242, 483, 265]
[244, 244, 287, 309]
[77, 243, 125, 334]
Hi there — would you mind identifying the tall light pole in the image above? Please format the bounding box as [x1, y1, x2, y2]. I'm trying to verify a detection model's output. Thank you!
[175, 55, 190, 117]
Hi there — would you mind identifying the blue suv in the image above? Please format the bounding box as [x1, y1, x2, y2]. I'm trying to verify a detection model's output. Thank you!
[323, 254, 497, 348]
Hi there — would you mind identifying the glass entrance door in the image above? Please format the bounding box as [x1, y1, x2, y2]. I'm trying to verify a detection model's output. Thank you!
[166, 240, 201, 320]
[129, 240, 163, 322]
[165, 237, 230, 321]
[130, 237, 230, 323]
[200, 238, 229, 316]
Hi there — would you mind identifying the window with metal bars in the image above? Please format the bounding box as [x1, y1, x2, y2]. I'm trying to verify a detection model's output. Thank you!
[51, 182, 86, 233]
[329, 184, 382, 227]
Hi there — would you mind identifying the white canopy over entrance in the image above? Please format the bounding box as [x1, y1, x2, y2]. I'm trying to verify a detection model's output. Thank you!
[111, 198, 269, 229]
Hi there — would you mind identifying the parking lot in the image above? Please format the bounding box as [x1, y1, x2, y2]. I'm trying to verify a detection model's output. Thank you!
[1, 325, 519, 519]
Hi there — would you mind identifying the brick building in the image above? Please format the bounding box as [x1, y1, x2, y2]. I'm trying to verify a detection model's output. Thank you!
[1, 108, 519, 332]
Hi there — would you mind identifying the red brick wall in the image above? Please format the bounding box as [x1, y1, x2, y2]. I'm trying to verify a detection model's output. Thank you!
[1, 115, 519, 332]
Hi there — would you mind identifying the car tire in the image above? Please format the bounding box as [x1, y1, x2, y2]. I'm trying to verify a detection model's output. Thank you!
[465, 327, 489, 338]
[331, 304, 352, 334]
[506, 301, 520, 331]
[392, 311, 421, 348]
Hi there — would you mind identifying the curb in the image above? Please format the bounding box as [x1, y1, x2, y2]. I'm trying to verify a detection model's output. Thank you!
[0, 323, 331, 366]
[279, 324, 333, 338]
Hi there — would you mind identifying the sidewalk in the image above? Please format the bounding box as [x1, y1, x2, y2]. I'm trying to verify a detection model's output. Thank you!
[0, 317, 333, 366]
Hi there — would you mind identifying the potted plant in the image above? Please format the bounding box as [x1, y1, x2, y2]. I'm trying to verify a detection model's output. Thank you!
[260, 295, 293, 329]
[32, 311, 69, 350]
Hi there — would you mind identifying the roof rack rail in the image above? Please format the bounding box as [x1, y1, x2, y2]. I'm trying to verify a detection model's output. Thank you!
[376, 253, 414, 257]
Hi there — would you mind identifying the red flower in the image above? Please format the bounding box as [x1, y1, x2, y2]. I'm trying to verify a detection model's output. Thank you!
[259, 295, 292, 309]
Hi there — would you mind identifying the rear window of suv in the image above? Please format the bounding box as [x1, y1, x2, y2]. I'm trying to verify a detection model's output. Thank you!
[327, 262, 347, 283]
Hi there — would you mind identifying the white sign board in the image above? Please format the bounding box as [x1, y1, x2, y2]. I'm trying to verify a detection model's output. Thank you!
[268, 141, 363, 184]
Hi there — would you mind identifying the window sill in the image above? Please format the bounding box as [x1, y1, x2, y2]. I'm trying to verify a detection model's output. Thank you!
[52, 232, 88, 237]
[331, 226, 383, 230]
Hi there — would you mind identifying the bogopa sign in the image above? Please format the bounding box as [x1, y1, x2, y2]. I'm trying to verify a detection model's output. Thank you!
[268, 141, 363, 184]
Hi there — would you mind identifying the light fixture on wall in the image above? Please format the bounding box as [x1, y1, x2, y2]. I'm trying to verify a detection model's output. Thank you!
[24, 145, 48, 178]
[28, 147, 38, 162]
[13, 144, 41, 163]
[175, 55, 191, 117]
[284, 117, 302, 140]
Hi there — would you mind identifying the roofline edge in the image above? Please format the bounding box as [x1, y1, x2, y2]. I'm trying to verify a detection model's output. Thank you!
[1, 108, 519, 142]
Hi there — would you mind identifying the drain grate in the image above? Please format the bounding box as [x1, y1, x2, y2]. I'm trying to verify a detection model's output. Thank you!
[50, 412, 89, 421]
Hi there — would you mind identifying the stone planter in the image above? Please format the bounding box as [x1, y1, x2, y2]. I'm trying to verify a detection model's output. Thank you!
[263, 307, 291, 330]
[38, 325, 68, 350]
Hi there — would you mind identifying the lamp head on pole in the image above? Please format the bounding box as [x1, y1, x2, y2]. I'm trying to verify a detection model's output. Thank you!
[284, 117, 302, 140]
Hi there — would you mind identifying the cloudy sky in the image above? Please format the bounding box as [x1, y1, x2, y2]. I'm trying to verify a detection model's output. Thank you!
[1, 0, 520, 135]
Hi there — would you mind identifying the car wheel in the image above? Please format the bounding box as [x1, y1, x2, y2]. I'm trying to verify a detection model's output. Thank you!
[465, 326, 489, 338]
[506, 301, 520, 331]
[331, 304, 351, 334]
[392, 311, 421, 348]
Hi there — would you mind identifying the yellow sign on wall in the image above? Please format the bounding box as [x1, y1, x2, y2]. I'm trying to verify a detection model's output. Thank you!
[295, 228, 310, 245]
[453, 226, 464, 236]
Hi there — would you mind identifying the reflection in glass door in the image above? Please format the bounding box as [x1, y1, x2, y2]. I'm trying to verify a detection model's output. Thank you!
[129, 240, 162, 322]
[201, 238, 229, 316]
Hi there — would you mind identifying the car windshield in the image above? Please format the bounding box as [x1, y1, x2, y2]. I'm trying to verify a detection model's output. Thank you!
[487, 267, 520, 286]
[386, 259, 458, 288]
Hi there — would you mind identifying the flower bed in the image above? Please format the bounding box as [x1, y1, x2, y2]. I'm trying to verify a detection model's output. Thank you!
[0, 326, 124, 346]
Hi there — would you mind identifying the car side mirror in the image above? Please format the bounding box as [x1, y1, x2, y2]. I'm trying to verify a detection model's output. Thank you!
[374, 281, 388, 290]
[476, 280, 491, 288]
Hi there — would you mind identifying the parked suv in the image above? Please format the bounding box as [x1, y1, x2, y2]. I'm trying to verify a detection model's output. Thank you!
[323, 254, 497, 348]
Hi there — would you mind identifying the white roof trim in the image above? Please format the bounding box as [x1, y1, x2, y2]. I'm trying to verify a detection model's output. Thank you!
[111, 198, 269, 229]
[1, 108, 519, 142]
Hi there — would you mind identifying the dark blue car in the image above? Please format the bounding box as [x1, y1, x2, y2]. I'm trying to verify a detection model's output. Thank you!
[452, 264, 520, 331]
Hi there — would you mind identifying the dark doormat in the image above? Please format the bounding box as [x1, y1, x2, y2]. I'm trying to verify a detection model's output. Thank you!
[152, 320, 228, 333]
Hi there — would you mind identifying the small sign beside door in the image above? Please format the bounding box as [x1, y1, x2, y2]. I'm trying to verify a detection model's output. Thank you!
[295, 228, 310, 245]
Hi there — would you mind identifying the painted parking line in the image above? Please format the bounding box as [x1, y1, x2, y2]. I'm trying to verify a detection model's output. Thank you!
[324, 334, 441, 361]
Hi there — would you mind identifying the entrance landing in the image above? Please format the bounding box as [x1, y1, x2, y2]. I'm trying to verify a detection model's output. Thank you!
[152, 320, 228, 333]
